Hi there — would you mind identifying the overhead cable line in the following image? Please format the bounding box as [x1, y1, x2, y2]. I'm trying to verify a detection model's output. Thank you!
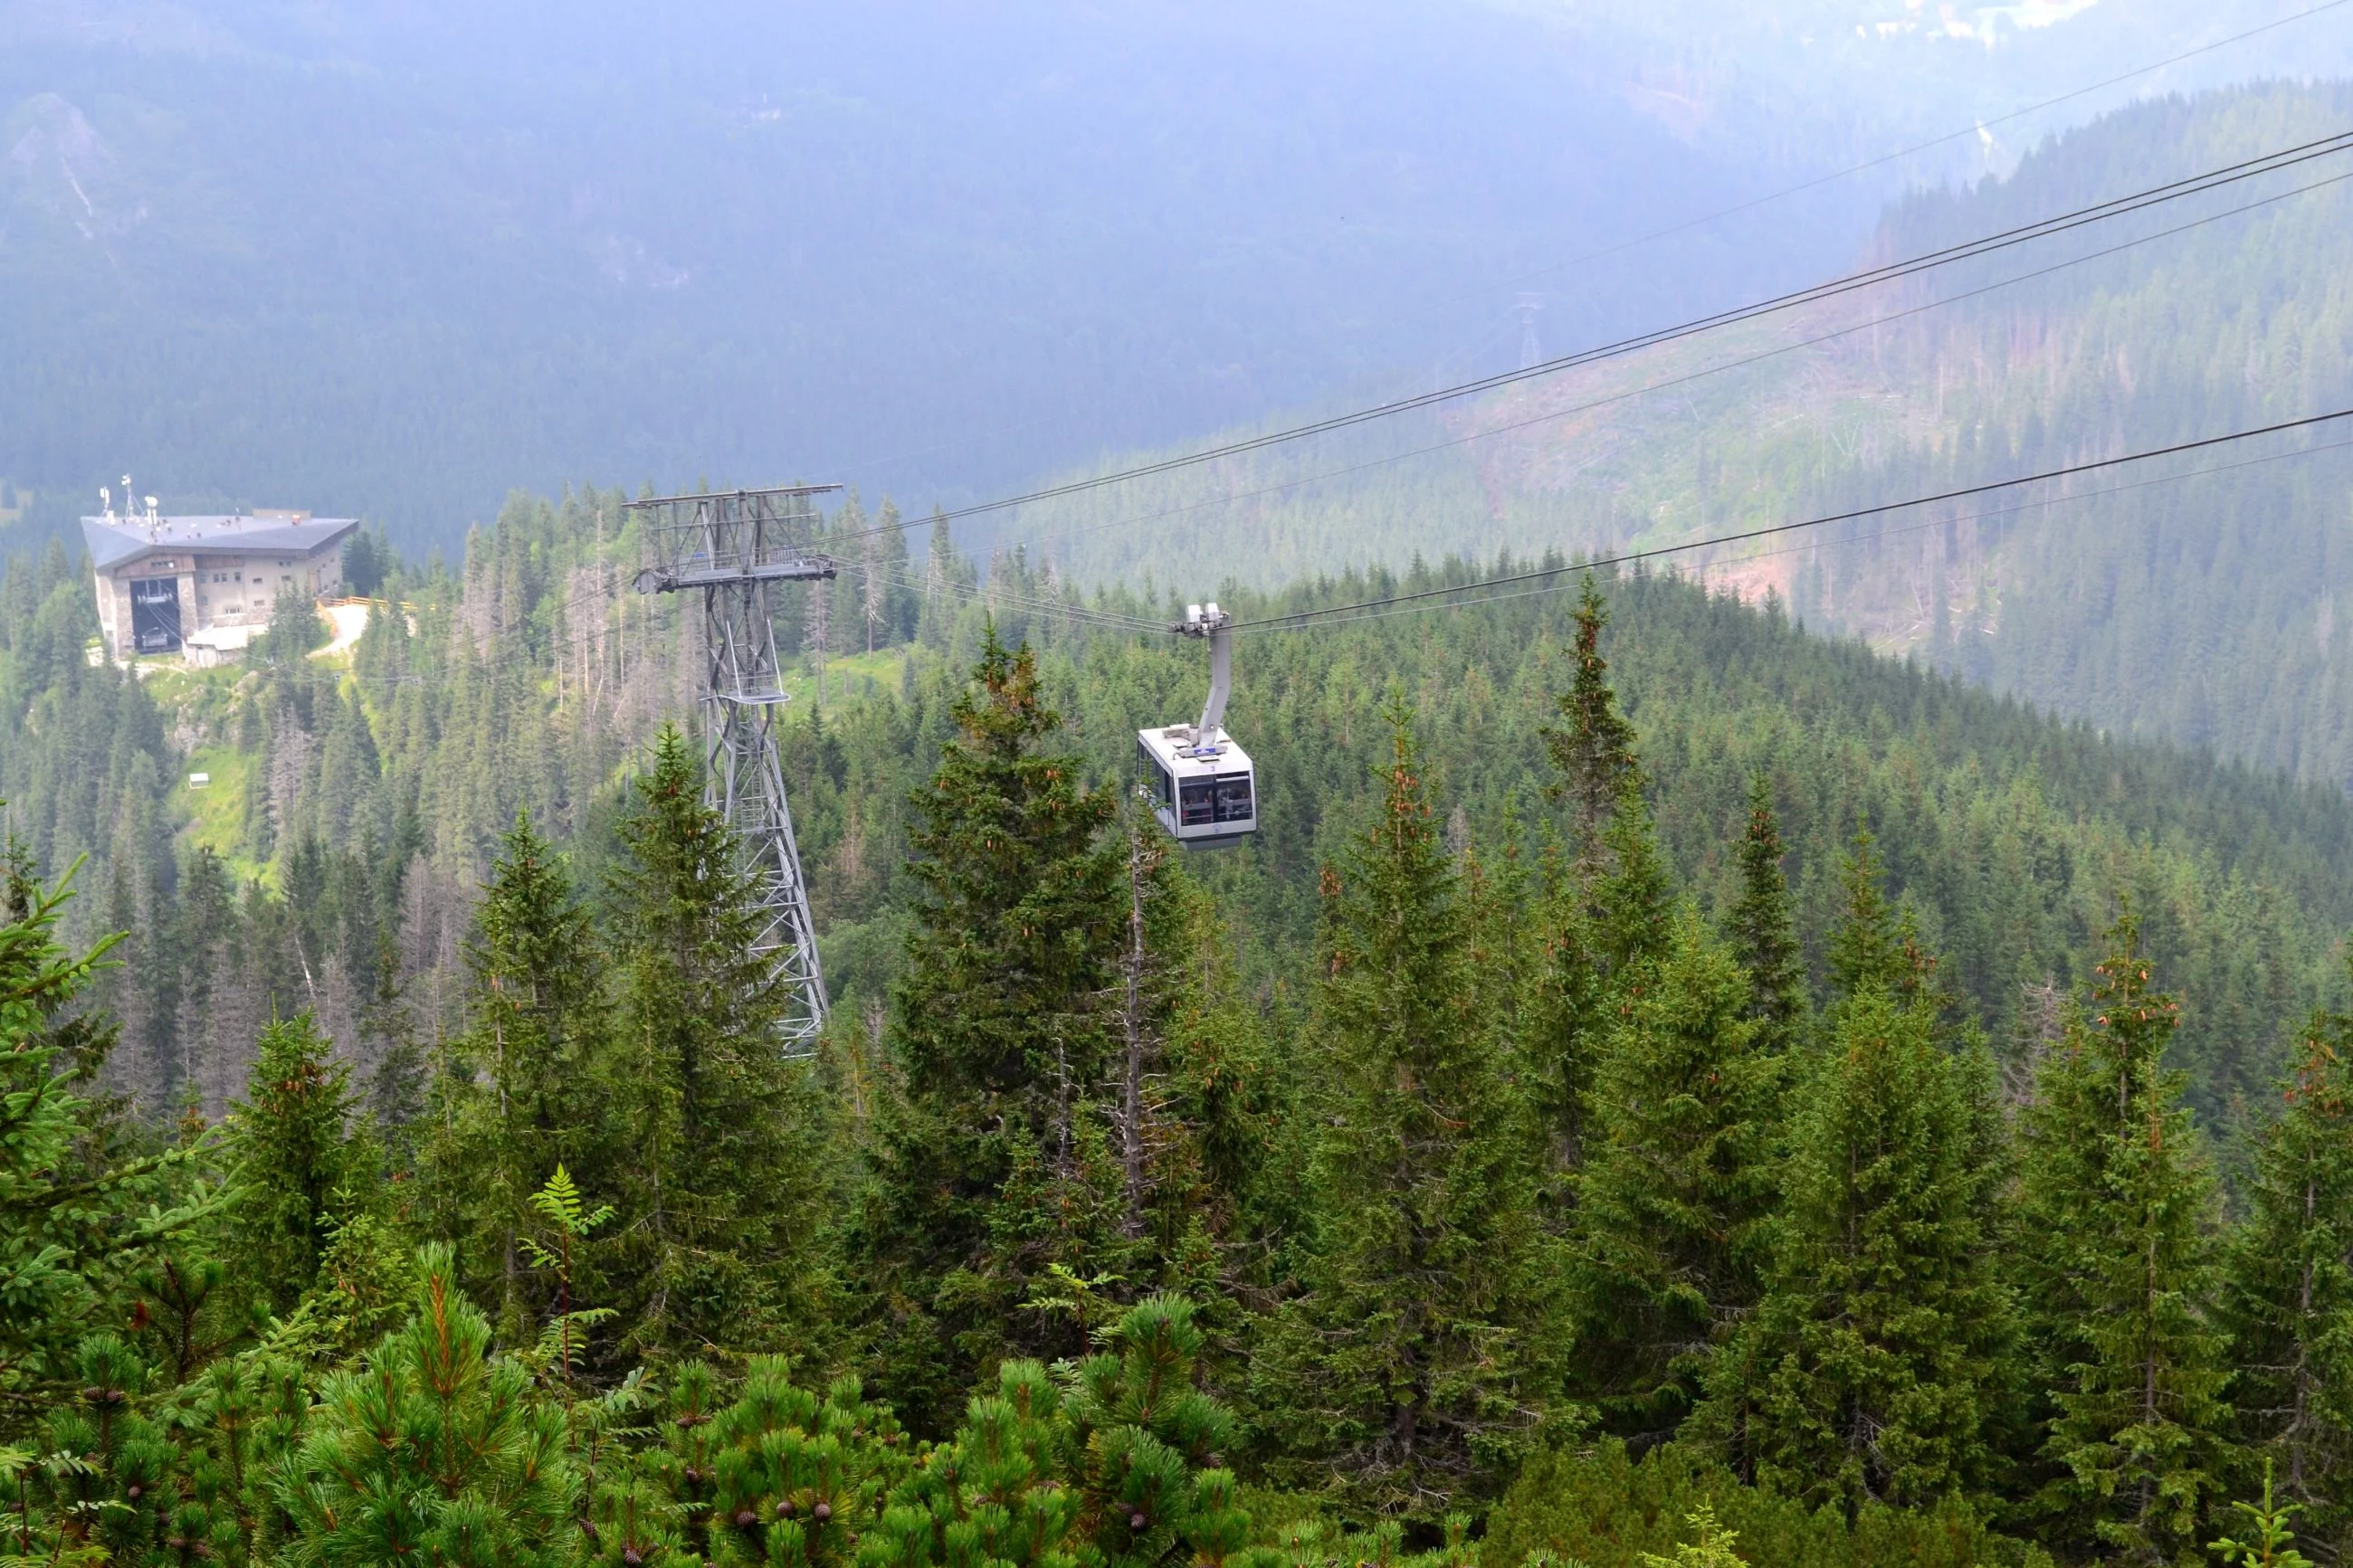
[834, 128, 2353, 537]
[1230, 407, 2353, 632]
[527, 140, 2352, 660]
[816, 0, 2348, 486]
[448, 425, 2353, 691]
[1266, 434, 2353, 637]
[1700, 431, 2353, 579]
[886, 164, 2353, 570]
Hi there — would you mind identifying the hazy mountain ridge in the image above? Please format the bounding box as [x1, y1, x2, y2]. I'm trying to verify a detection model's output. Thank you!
[5, 0, 2348, 555]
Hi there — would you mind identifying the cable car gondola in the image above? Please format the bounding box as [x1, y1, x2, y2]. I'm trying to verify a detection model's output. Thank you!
[1137, 603, 1256, 847]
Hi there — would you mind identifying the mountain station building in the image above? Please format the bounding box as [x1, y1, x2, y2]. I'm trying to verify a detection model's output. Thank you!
[82, 508, 358, 662]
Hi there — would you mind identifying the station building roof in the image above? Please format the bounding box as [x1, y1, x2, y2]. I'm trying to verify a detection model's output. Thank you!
[81, 512, 358, 573]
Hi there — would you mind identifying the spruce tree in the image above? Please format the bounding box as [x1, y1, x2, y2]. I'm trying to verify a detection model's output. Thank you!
[597, 722, 833, 1364]
[0, 839, 166, 1411]
[1543, 574, 1641, 869]
[224, 1012, 377, 1318]
[1251, 705, 1559, 1520]
[421, 809, 605, 1338]
[2016, 915, 2234, 1563]
[1528, 579, 1666, 1184]
[1691, 987, 2013, 1511]
[1723, 773, 1805, 1053]
[2222, 993, 2353, 1556]
[854, 627, 1125, 1430]
[1571, 912, 1780, 1446]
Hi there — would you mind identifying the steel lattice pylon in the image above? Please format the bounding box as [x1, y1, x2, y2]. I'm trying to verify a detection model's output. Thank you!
[630, 484, 839, 1053]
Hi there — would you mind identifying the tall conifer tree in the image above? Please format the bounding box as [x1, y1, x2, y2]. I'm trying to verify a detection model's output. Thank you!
[1252, 703, 1559, 1521]
[1529, 579, 1664, 1183]
[1571, 913, 1780, 1446]
[1692, 987, 2013, 1510]
[419, 809, 605, 1339]
[597, 724, 832, 1364]
[224, 1012, 376, 1317]
[1544, 574, 1641, 870]
[2016, 915, 2234, 1563]
[1724, 774, 1805, 1053]
[855, 626, 1125, 1429]
[2223, 990, 2353, 1556]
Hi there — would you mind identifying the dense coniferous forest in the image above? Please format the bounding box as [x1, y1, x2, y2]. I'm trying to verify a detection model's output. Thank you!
[7, 479, 2353, 1566]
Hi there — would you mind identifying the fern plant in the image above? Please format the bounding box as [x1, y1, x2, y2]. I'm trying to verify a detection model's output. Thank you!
[521, 1164, 616, 1393]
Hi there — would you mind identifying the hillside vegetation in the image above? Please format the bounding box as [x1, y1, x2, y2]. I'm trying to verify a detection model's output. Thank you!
[1014, 82, 2353, 790]
[6, 494, 2348, 1126]
[9, 495, 2353, 1562]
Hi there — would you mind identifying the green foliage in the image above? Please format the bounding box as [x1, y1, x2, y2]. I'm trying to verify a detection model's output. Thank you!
[1482, 1440, 2030, 1568]
[1693, 987, 2012, 1511]
[2221, 994, 2353, 1557]
[598, 724, 834, 1364]
[2015, 916, 2235, 1563]
[1638, 1504, 1746, 1568]
[1251, 707, 1560, 1520]
[872, 1296, 1249, 1568]
[421, 810, 606, 1344]
[857, 626, 1126, 1429]
[277, 1243, 578, 1567]
[2209, 1459, 2313, 1568]
[1, 1326, 309, 1568]
[1573, 913, 1781, 1446]
[262, 1205, 423, 1371]
[1722, 775, 1804, 1056]
[341, 530, 388, 600]
[521, 1164, 615, 1392]
[253, 588, 329, 667]
[0, 833, 205, 1421]
[1544, 576, 1643, 870]
[0, 850, 125, 1406]
[1524, 588, 1664, 1193]
[224, 1011, 375, 1317]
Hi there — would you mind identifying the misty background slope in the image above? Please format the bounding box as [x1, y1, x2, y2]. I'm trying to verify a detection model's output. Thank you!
[1023, 83, 2353, 787]
[5, 0, 2346, 546]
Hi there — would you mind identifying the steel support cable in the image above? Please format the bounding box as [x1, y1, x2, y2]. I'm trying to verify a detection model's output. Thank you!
[844, 165, 2353, 573]
[811, 0, 2350, 486]
[1248, 434, 2353, 637]
[1685, 431, 2353, 580]
[388, 431, 2353, 683]
[825, 129, 2353, 538]
[1228, 407, 2353, 633]
[518, 138, 2353, 651]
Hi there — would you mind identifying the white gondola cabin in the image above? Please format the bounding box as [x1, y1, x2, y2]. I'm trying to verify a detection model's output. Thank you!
[1138, 603, 1256, 847]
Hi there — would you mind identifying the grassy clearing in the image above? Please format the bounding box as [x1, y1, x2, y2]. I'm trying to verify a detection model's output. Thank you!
[777, 647, 910, 711]
[178, 744, 258, 869]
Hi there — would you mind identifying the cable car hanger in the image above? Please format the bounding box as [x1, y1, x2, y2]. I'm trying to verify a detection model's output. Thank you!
[1136, 602, 1257, 848]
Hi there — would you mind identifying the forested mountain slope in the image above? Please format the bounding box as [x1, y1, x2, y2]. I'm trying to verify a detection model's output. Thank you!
[1017, 82, 2353, 788]
[4, 1, 2347, 549]
[5, 490, 2348, 1131]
